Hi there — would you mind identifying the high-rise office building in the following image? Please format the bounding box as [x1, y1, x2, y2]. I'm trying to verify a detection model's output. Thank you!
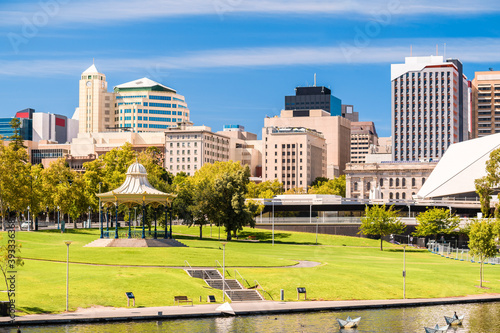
[78, 64, 190, 134]
[78, 64, 114, 134]
[350, 121, 378, 164]
[285, 86, 341, 116]
[263, 109, 351, 181]
[471, 70, 500, 138]
[391, 56, 469, 161]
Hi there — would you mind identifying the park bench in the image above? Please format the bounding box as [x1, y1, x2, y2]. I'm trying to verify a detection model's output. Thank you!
[174, 295, 193, 306]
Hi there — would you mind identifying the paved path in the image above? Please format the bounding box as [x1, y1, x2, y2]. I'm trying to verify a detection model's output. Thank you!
[3, 294, 500, 327]
[24, 258, 321, 269]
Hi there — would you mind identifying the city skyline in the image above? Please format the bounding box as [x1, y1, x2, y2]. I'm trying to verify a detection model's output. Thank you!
[2, 1, 500, 138]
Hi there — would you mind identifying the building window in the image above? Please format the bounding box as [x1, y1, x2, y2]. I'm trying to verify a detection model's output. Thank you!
[396, 192, 400, 199]
[412, 178, 416, 187]
[380, 179, 384, 187]
[354, 182, 358, 191]
[402, 178, 406, 187]
[396, 178, 400, 187]
[390, 178, 393, 187]
[422, 177, 426, 185]
[389, 192, 393, 199]
[402, 193, 406, 199]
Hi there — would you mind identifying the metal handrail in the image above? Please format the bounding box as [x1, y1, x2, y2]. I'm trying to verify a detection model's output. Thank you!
[234, 269, 251, 288]
[184, 260, 192, 269]
[254, 280, 273, 300]
[215, 260, 230, 277]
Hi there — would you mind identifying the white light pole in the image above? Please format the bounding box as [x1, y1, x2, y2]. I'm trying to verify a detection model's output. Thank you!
[221, 242, 227, 302]
[403, 245, 406, 299]
[65, 241, 72, 311]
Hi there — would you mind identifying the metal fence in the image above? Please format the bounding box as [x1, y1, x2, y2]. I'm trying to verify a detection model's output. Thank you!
[427, 242, 500, 265]
[102, 230, 168, 239]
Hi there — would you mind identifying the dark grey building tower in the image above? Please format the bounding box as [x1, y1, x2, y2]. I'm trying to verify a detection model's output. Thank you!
[285, 86, 342, 116]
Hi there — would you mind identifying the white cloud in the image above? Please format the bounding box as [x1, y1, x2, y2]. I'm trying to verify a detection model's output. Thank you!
[0, 0, 499, 27]
[1, 38, 500, 77]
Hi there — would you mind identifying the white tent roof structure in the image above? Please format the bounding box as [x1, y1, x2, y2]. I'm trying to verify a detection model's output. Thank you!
[97, 161, 175, 207]
[416, 133, 500, 199]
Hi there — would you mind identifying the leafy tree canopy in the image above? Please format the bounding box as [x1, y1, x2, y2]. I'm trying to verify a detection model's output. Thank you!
[413, 207, 460, 238]
[308, 175, 346, 197]
[359, 204, 406, 251]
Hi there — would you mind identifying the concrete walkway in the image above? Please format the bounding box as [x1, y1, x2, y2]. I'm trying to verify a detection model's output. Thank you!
[3, 294, 500, 327]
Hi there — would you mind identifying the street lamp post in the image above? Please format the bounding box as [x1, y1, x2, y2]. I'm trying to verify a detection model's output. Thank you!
[403, 245, 406, 299]
[56, 206, 60, 230]
[65, 241, 72, 311]
[27, 206, 30, 232]
[88, 206, 91, 229]
[221, 242, 227, 302]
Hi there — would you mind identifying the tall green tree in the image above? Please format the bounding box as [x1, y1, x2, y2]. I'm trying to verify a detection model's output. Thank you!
[43, 159, 89, 229]
[359, 204, 406, 251]
[475, 147, 500, 217]
[475, 177, 493, 218]
[308, 175, 346, 197]
[182, 161, 254, 240]
[413, 208, 460, 239]
[467, 219, 499, 288]
[8, 118, 26, 152]
[0, 143, 31, 229]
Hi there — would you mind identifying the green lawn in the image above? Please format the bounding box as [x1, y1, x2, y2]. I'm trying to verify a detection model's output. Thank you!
[5, 226, 499, 315]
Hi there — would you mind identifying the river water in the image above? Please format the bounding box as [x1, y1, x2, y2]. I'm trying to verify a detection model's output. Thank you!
[9, 302, 500, 333]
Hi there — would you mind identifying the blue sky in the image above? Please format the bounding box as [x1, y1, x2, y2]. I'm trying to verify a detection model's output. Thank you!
[2, 0, 500, 138]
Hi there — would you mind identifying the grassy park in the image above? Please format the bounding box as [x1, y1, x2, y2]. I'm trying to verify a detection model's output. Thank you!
[6, 226, 500, 315]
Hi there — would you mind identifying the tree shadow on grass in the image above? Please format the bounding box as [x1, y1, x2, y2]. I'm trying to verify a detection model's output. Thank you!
[36, 229, 97, 235]
[172, 232, 317, 245]
[387, 248, 426, 253]
[236, 231, 317, 245]
[19, 306, 48, 315]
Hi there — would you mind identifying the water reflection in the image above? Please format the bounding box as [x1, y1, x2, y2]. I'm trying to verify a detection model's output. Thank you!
[11, 302, 500, 333]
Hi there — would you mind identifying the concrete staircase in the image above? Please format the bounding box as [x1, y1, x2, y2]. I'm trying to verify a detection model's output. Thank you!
[185, 268, 265, 302]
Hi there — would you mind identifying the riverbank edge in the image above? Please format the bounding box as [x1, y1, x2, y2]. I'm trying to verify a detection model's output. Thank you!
[2, 294, 500, 327]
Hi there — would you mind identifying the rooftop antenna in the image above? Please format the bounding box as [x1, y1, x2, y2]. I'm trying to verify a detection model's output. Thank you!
[314, 73, 316, 87]
[410, 45, 412, 56]
[443, 43, 446, 59]
[93, 58, 95, 65]
[436, 44, 438, 56]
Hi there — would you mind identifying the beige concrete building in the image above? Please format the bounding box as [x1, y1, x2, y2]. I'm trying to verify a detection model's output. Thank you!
[215, 125, 262, 178]
[345, 161, 437, 200]
[165, 123, 230, 176]
[263, 109, 351, 178]
[471, 71, 500, 138]
[350, 121, 378, 164]
[78, 64, 114, 134]
[262, 127, 326, 191]
[78, 64, 190, 135]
